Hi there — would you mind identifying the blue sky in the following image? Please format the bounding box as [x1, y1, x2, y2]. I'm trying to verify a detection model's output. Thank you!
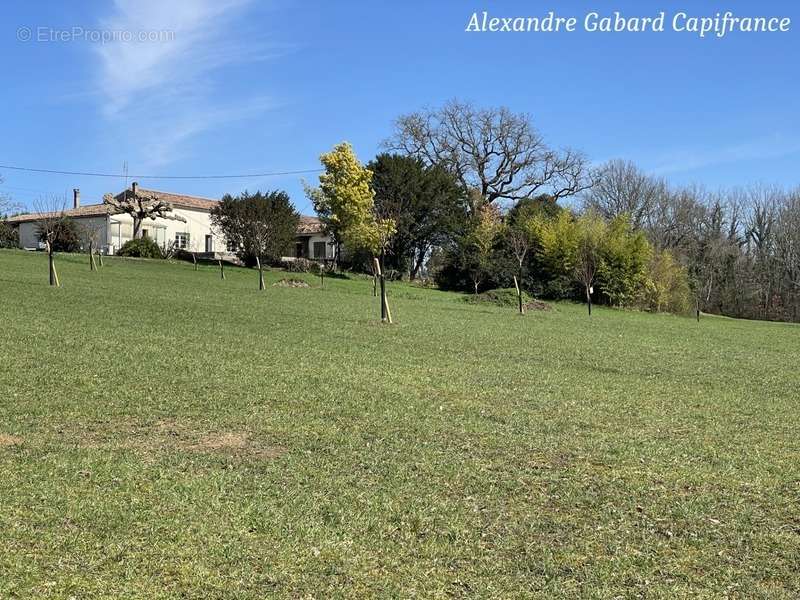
[1, 0, 798, 214]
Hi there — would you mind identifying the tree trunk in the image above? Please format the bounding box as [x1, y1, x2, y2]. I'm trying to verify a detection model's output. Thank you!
[320, 263, 325, 288]
[586, 285, 592, 316]
[219, 259, 225, 280]
[380, 272, 387, 321]
[696, 296, 701, 322]
[374, 256, 392, 324]
[97, 250, 103, 267]
[89, 241, 95, 271]
[133, 218, 142, 239]
[48, 243, 56, 286]
[409, 247, 427, 281]
[257, 256, 265, 290]
[192, 252, 197, 271]
[514, 275, 524, 315]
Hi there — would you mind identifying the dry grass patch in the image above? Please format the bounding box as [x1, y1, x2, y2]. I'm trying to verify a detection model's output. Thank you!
[54, 419, 283, 460]
[0, 433, 23, 446]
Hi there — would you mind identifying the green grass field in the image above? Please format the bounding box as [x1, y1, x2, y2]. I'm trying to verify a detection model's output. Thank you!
[1, 249, 798, 598]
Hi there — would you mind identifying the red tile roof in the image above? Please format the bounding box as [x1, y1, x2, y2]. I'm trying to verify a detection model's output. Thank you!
[4, 204, 112, 223]
[298, 215, 324, 234]
[116, 188, 219, 211]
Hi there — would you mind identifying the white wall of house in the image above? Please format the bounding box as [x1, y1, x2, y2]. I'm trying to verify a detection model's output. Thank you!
[15, 206, 333, 258]
[17, 222, 40, 248]
[302, 234, 335, 260]
[106, 207, 224, 254]
[17, 217, 110, 250]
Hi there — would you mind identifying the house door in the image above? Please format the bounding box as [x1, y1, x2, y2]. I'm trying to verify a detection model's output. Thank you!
[205, 235, 213, 253]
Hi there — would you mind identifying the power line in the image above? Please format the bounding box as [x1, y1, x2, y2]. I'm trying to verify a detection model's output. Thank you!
[0, 163, 323, 180]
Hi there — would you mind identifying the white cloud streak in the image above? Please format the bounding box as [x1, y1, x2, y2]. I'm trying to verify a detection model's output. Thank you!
[649, 133, 800, 176]
[93, 0, 274, 169]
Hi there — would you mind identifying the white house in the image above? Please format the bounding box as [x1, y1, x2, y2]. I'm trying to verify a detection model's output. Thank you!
[7, 185, 335, 261]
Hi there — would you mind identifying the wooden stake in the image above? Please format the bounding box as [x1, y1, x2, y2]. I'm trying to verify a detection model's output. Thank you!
[219, 259, 225, 280]
[373, 257, 393, 324]
[586, 285, 592, 317]
[89, 242, 96, 271]
[97, 250, 103, 268]
[46, 241, 57, 286]
[513, 275, 524, 315]
[192, 252, 197, 271]
[256, 256, 265, 290]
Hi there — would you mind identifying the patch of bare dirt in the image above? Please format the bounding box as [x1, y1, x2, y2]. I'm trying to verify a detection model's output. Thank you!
[0, 434, 23, 446]
[56, 419, 283, 460]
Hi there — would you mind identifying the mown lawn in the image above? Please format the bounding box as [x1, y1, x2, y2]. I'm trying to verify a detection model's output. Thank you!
[0, 249, 798, 598]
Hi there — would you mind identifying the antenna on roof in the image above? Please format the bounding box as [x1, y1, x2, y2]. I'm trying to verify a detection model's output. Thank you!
[123, 160, 129, 190]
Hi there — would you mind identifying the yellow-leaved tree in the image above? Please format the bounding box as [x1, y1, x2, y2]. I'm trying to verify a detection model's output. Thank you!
[307, 142, 397, 321]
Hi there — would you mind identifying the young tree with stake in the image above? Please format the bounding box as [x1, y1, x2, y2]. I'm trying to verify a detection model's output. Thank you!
[33, 198, 68, 287]
[506, 214, 540, 314]
[308, 142, 397, 322]
[574, 213, 606, 316]
[463, 204, 501, 296]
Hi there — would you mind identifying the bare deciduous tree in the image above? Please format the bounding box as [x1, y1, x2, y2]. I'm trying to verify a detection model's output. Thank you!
[0, 175, 22, 217]
[82, 221, 104, 271]
[574, 212, 606, 316]
[33, 197, 68, 287]
[103, 182, 186, 239]
[507, 218, 538, 315]
[387, 100, 592, 213]
[583, 160, 665, 229]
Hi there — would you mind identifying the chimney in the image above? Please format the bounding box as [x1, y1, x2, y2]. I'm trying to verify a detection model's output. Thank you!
[73, 188, 80, 209]
[131, 181, 138, 196]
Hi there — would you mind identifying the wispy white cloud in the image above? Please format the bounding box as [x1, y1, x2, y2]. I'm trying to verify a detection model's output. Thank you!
[648, 133, 800, 176]
[93, 0, 276, 169]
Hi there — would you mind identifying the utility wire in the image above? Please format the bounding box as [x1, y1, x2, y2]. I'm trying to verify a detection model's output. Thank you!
[0, 164, 323, 180]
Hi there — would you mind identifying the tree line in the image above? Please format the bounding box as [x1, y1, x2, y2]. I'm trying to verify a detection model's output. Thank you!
[584, 160, 800, 322]
[3, 101, 798, 323]
[307, 100, 799, 323]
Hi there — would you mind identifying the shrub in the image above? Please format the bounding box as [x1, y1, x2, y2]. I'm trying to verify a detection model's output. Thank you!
[596, 216, 651, 307]
[467, 287, 531, 307]
[281, 258, 319, 273]
[0, 221, 18, 248]
[642, 250, 692, 314]
[117, 237, 163, 259]
[37, 217, 82, 252]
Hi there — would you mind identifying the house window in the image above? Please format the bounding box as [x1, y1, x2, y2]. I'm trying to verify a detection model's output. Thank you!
[141, 229, 149, 238]
[313, 241, 326, 259]
[175, 232, 190, 250]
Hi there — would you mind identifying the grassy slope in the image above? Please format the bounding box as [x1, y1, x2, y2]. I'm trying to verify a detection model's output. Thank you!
[0, 250, 798, 599]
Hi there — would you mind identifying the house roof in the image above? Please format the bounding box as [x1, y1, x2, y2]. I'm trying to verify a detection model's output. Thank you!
[4, 204, 112, 223]
[298, 215, 324, 234]
[115, 188, 219, 212]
